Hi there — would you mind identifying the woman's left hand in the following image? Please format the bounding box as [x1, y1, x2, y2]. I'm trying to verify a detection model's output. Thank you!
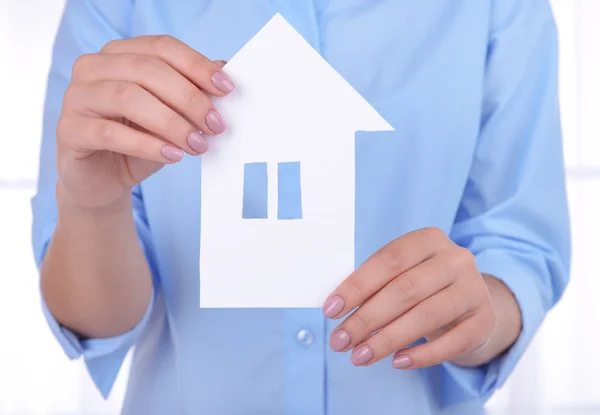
[323, 227, 499, 370]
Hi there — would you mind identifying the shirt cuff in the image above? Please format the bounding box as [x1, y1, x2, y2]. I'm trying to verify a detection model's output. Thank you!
[439, 248, 548, 407]
[41, 288, 155, 398]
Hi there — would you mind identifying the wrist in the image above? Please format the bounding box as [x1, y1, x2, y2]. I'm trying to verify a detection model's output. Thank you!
[453, 274, 522, 367]
[56, 182, 134, 227]
[483, 274, 522, 342]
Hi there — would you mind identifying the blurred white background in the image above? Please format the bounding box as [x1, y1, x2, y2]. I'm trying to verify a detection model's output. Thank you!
[0, 1, 599, 414]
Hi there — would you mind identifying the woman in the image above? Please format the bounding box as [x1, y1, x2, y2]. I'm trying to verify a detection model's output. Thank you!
[32, 1, 570, 414]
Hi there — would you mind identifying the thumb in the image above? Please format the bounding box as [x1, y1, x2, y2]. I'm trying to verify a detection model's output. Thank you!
[214, 60, 227, 69]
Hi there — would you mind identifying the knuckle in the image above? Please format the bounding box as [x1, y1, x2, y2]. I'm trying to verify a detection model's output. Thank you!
[394, 277, 419, 303]
[447, 247, 476, 272]
[112, 82, 138, 105]
[458, 247, 476, 267]
[100, 39, 121, 53]
[62, 84, 78, 109]
[184, 87, 207, 108]
[375, 248, 403, 272]
[421, 227, 447, 244]
[72, 54, 94, 78]
[165, 112, 185, 132]
[352, 311, 373, 333]
[153, 35, 175, 53]
[95, 120, 116, 141]
[130, 54, 157, 72]
[56, 115, 74, 143]
[129, 130, 146, 152]
[378, 330, 396, 352]
[189, 54, 210, 74]
[346, 278, 367, 301]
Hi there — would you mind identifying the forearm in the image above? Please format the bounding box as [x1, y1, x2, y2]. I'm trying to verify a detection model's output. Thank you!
[41, 183, 153, 339]
[454, 274, 522, 367]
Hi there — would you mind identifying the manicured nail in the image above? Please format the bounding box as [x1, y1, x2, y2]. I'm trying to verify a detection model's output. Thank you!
[161, 145, 184, 162]
[322, 296, 344, 318]
[188, 131, 209, 154]
[392, 354, 412, 369]
[212, 70, 235, 93]
[330, 329, 351, 352]
[206, 110, 227, 134]
[351, 345, 373, 366]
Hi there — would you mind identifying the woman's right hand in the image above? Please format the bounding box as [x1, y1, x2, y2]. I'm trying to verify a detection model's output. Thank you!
[56, 35, 234, 210]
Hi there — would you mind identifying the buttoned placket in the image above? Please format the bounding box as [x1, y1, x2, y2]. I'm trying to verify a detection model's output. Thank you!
[274, 1, 329, 413]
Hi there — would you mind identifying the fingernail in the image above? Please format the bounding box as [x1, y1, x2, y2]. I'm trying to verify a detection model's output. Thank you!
[212, 70, 235, 93]
[351, 345, 373, 366]
[161, 145, 184, 162]
[330, 330, 351, 352]
[206, 110, 227, 134]
[322, 296, 344, 318]
[188, 131, 209, 154]
[392, 354, 412, 369]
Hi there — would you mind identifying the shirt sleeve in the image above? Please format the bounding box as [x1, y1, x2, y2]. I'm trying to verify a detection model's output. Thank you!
[439, 0, 571, 407]
[30, 0, 157, 399]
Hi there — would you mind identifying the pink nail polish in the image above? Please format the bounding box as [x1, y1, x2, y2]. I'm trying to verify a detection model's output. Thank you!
[322, 296, 344, 318]
[351, 345, 373, 366]
[161, 145, 184, 162]
[206, 110, 227, 134]
[330, 329, 351, 352]
[188, 131, 208, 154]
[212, 71, 235, 93]
[392, 354, 412, 369]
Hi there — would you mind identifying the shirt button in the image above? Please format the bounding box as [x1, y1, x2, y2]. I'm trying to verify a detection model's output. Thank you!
[296, 329, 314, 347]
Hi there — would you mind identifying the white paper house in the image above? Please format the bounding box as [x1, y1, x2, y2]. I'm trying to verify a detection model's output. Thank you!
[200, 13, 393, 308]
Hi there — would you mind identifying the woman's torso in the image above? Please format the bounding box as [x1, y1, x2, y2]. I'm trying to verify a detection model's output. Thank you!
[124, 1, 490, 414]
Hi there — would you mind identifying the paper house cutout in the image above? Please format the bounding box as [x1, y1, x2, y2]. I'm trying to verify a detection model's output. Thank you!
[199, 13, 393, 308]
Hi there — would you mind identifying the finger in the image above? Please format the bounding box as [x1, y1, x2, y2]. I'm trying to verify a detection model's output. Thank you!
[66, 81, 209, 155]
[329, 252, 456, 352]
[391, 313, 495, 370]
[100, 36, 235, 96]
[323, 227, 450, 319]
[59, 115, 184, 164]
[71, 53, 226, 136]
[348, 284, 474, 366]
[214, 60, 227, 68]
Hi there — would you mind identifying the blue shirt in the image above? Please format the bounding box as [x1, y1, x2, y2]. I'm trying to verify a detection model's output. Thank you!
[32, 1, 570, 414]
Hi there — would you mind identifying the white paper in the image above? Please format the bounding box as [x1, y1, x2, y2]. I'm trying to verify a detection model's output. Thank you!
[199, 13, 393, 308]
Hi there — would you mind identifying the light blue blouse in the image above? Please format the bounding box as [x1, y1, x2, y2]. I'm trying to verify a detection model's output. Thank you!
[32, 1, 570, 414]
